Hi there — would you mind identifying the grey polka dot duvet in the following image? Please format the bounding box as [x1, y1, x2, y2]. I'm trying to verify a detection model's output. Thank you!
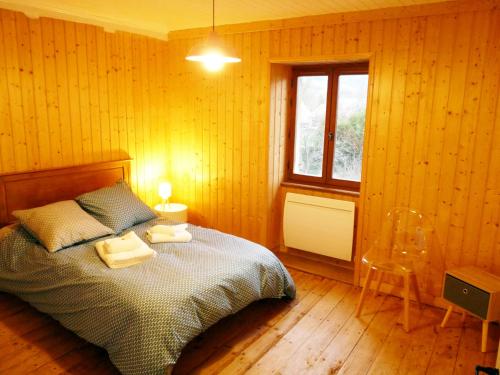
[0, 218, 295, 375]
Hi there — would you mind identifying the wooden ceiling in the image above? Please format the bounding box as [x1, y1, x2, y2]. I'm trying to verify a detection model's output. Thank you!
[0, 0, 451, 40]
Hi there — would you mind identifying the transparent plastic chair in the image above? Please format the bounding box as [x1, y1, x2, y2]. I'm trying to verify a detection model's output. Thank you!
[355, 207, 437, 332]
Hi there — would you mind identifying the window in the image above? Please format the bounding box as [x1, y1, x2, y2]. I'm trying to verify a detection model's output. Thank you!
[288, 63, 369, 191]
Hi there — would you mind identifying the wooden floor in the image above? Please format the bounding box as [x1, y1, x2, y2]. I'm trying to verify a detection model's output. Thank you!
[0, 269, 498, 375]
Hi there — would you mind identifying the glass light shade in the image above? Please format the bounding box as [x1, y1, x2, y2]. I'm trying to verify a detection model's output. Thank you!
[185, 31, 241, 72]
[158, 182, 172, 200]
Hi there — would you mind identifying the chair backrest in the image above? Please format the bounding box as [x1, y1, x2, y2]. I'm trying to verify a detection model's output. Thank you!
[364, 207, 446, 297]
[371, 207, 431, 264]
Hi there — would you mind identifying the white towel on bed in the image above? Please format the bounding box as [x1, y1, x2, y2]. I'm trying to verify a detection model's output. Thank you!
[103, 231, 143, 254]
[148, 224, 188, 236]
[95, 232, 156, 268]
[146, 230, 192, 244]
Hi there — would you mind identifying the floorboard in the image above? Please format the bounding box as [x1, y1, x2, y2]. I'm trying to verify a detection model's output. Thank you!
[0, 269, 497, 374]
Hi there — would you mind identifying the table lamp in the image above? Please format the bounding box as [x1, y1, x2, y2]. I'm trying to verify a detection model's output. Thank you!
[159, 182, 172, 211]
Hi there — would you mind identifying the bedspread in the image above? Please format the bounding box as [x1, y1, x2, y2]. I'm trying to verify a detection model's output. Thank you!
[0, 219, 295, 374]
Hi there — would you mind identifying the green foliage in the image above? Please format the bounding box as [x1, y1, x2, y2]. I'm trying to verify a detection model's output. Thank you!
[295, 113, 325, 177]
[295, 111, 365, 180]
[294, 74, 366, 180]
[333, 111, 365, 180]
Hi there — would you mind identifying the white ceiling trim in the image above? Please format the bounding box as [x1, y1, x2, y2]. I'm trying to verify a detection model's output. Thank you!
[0, 0, 168, 40]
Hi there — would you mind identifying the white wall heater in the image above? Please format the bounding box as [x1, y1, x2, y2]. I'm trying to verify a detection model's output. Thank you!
[283, 192, 355, 261]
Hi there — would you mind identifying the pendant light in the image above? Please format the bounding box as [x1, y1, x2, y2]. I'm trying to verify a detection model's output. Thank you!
[185, 0, 241, 72]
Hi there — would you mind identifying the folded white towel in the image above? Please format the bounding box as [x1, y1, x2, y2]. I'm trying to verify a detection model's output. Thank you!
[149, 224, 188, 236]
[146, 230, 192, 244]
[103, 231, 143, 254]
[95, 232, 156, 268]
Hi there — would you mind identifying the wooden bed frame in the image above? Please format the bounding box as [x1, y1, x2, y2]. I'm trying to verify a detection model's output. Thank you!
[0, 160, 131, 226]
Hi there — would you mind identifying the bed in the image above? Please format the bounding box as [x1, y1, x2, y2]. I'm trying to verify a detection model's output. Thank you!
[0, 160, 295, 375]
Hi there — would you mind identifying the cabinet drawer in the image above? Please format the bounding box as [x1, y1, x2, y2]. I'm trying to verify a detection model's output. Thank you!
[443, 274, 490, 319]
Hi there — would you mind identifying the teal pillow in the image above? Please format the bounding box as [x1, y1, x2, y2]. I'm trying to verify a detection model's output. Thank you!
[76, 180, 156, 233]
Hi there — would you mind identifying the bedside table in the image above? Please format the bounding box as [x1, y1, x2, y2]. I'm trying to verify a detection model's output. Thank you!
[154, 203, 188, 223]
[440, 266, 500, 352]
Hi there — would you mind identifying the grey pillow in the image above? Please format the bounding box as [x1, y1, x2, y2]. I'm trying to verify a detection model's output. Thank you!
[12, 200, 114, 252]
[76, 180, 156, 233]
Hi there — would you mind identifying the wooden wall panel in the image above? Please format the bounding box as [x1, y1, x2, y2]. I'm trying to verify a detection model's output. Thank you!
[167, 30, 275, 245]
[168, 0, 500, 289]
[0, 1, 498, 295]
[268, 63, 291, 249]
[0, 9, 169, 206]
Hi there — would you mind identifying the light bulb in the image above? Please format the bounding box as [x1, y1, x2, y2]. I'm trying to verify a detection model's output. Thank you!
[202, 53, 225, 72]
[158, 182, 171, 200]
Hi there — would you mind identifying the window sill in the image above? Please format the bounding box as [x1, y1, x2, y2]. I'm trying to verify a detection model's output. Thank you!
[281, 181, 360, 198]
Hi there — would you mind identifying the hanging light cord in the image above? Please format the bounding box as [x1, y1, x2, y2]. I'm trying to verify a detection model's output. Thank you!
[212, 0, 215, 31]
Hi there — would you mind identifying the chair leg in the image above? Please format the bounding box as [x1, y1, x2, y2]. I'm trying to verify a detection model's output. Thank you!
[440, 305, 453, 328]
[355, 266, 375, 317]
[403, 273, 411, 332]
[375, 271, 385, 296]
[411, 273, 421, 309]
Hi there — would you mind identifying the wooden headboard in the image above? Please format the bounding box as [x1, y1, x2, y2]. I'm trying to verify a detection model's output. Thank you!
[0, 160, 131, 226]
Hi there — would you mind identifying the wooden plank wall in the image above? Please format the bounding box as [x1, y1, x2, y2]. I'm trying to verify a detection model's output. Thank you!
[168, 0, 500, 289]
[268, 64, 291, 249]
[166, 33, 271, 242]
[0, 1, 498, 295]
[0, 9, 169, 206]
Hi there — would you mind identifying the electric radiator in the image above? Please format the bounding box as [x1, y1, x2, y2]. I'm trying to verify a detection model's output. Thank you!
[283, 192, 355, 261]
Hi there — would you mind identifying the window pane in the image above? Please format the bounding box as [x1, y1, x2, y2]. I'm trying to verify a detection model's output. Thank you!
[332, 74, 368, 182]
[293, 75, 328, 177]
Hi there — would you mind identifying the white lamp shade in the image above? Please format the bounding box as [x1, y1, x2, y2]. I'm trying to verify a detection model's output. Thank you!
[186, 31, 240, 71]
[158, 182, 172, 200]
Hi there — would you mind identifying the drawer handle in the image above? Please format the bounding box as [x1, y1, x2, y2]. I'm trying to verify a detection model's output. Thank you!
[462, 288, 469, 295]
